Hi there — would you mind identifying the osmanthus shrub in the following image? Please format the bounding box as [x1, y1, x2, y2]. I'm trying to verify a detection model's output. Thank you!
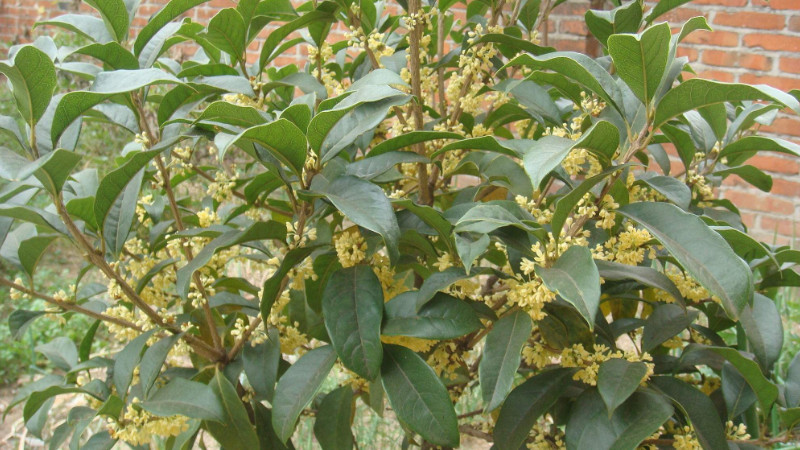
[3, 0, 800, 447]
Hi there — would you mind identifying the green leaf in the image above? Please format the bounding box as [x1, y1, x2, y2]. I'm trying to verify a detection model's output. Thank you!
[595, 260, 683, 305]
[134, 0, 210, 55]
[219, 119, 308, 176]
[566, 389, 673, 450]
[382, 292, 482, 340]
[176, 221, 286, 298]
[205, 370, 259, 450]
[415, 267, 478, 311]
[316, 175, 400, 264]
[370, 131, 462, 157]
[260, 246, 317, 320]
[94, 149, 160, 238]
[37, 15, 114, 43]
[636, 175, 691, 210]
[551, 165, 623, 240]
[505, 52, 622, 114]
[35, 337, 78, 371]
[713, 165, 772, 192]
[642, 303, 697, 352]
[195, 101, 268, 129]
[272, 345, 337, 443]
[322, 266, 384, 380]
[51, 69, 182, 145]
[309, 87, 410, 162]
[8, 309, 46, 339]
[102, 166, 143, 256]
[585, 0, 643, 46]
[521, 136, 575, 189]
[493, 368, 574, 450]
[618, 202, 753, 319]
[597, 359, 649, 414]
[433, 135, 519, 159]
[71, 42, 138, 70]
[454, 204, 524, 234]
[470, 33, 554, 57]
[345, 151, 428, 180]
[24, 386, 83, 425]
[0, 46, 57, 125]
[537, 246, 601, 328]
[455, 232, 490, 273]
[720, 135, 800, 163]
[480, 310, 532, 412]
[701, 346, 778, 410]
[786, 353, 800, 408]
[381, 344, 459, 448]
[113, 329, 157, 396]
[313, 386, 354, 450]
[17, 235, 58, 280]
[738, 293, 783, 372]
[84, 0, 129, 42]
[139, 334, 181, 398]
[722, 362, 757, 419]
[259, 9, 336, 68]
[651, 376, 727, 450]
[608, 22, 671, 105]
[206, 8, 247, 61]
[654, 80, 800, 128]
[645, 0, 694, 23]
[141, 378, 225, 422]
[243, 327, 281, 402]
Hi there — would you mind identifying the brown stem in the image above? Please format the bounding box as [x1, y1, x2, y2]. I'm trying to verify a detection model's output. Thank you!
[407, 0, 432, 206]
[0, 276, 142, 331]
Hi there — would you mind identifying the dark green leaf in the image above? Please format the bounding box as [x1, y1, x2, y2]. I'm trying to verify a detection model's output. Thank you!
[608, 23, 671, 105]
[0, 46, 57, 125]
[382, 292, 482, 340]
[243, 327, 281, 402]
[84, 0, 129, 42]
[316, 175, 400, 264]
[114, 329, 157, 396]
[8, 309, 46, 339]
[370, 131, 462, 157]
[272, 345, 337, 443]
[381, 344, 459, 448]
[480, 310, 532, 411]
[618, 202, 753, 319]
[139, 334, 181, 398]
[493, 368, 574, 450]
[206, 8, 247, 61]
[141, 378, 225, 422]
[652, 376, 727, 450]
[537, 246, 601, 328]
[595, 260, 683, 305]
[36, 337, 78, 371]
[313, 386, 354, 450]
[597, 359, 648, 414]
[322, 266, 384, 380]
[220, 119, 307, 176]
[642, 303, 697, 352]
[205, 370, 259, 450]
[738, 293, 782, 371]
[722, 362, 756, 419]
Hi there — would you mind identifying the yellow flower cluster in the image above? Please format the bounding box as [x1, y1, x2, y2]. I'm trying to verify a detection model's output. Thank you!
[372, 253, 409, 300]
[507, 277, 556, 321]
[109, 400, 189, 446]
[686, 169, 714, 208]
[526, 419, 566, 450]
[672, 426, 702, 450]
[207, 170, 237, 203]
[593, 224, 654, 266]
[9, 277, 28, 300]
[559, 343, 654, 386]
[381, 334, 435, 353]
[334, 229, 367, 268]
[660, 267, 718, 304]
[427, 341, 463, 380]
[522, 341, 558, 369]
[515, 194, 553, 224]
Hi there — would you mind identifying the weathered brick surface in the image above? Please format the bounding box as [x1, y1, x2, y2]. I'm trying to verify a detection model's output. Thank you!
[3, 0, 800, 245]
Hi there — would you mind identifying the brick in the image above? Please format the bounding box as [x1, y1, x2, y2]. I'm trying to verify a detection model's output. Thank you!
[760, 216, 797, 237]
[752, 0, 800, 9]
[713, 11, 785, 30]
[739, 74, 800, 91]
[749, 154, 800, 175]
[724, 190, 794, 215]
[790, 16, 800, 32]
[740, 212, 756, 228]
[691, 0, 746, 5]
[559, 20, 588, 35]
[550, 38, 586, 53]
[744, 34, 800, 51]
[682, 30, 739, 47]
[655, 7, 707, 23]
[701, 50, 771, 71]
[696, 70, 735, 82]
[771, 178, 800, 197]
[761, 117, 800, 137]
[780, 57, 800, 74]
[676, 47, 699, 62]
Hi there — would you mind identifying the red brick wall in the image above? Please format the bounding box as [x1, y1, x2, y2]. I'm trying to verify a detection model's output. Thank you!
[2, 0, 800, 245]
